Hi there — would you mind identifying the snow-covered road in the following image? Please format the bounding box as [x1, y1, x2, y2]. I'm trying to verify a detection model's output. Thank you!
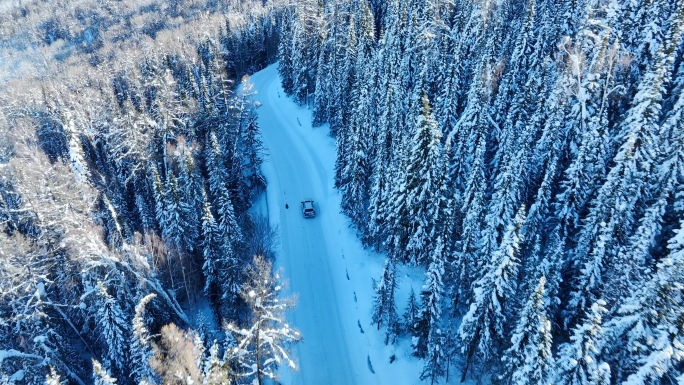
[249, 64, 422, 385]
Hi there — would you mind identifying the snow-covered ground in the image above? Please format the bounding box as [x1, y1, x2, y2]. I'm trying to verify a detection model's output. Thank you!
[249, 64, 425, 384]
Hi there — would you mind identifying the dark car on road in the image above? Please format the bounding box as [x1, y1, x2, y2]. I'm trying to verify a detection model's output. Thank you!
[301, 200, 316, 218]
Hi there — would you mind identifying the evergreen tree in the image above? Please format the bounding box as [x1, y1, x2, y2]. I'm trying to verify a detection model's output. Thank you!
[98, 193, 124, 248]
[417, 238, 446, 384]
[554, 300, 610, 385]
[288, 0, 323, 103]
[134, 176, 157, 234]
[332, 8, 358, 133]
[242, 114, 266, 192]
[203, 341, 230, 385]
[214, 188, 243, 314]
[366, 94, 393, 248]
[160, 168, 184, 249]
[386, 94, 444, 265]
[458, 205, 526, 381]
[483, 0, 544, 264]
[44, 367, 63, 385]
[338, 41, 374, 226]
[130, 294, 157, 385]
[312, 33, 333, 127]
[371, 258, 400, 344]
[151, 164, 166, 235]
[502, 276, 554, 385]
[92, 359, 117, 385]
[553, 0, 619, 225]
[216, 187, 243, 248]
[205, 131, 230, 204]
[567, 1, 684, 325]
[95, 283, 129, 378]
[177, 152, 203, 249]
[603, 221, 684, 385]
[660, 64, 684, 219]
[523, 146, 564, 304]
[278, 8, 296, 95]
[60, 109, 91, 184]
[450, 57, 496, 307]
[403, 287, 419, 335]
[609, 186, 671, 302]
[338, 112, 369, 225]
[201, 197, 220, 301]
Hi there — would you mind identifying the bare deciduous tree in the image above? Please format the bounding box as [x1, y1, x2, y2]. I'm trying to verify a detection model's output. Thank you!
[150, 324, 203, 385]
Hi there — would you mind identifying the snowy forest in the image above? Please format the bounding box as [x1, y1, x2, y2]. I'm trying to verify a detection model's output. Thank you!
[1, 0, 683, 384]
[278, 0, 684, 384]
[0, 1, 299, 384]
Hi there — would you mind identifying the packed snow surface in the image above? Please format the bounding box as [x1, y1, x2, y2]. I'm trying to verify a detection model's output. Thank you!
[249, 64, 423, 384]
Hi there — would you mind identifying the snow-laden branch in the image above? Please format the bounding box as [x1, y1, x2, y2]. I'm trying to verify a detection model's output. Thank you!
[226, 256, 301, 385]
[0, 349, 44, 364]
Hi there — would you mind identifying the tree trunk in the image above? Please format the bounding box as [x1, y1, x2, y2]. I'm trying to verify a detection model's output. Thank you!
[460, 327, 481, 383]
[256, 317, 262, 385]
[176, 245, 192, 303]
